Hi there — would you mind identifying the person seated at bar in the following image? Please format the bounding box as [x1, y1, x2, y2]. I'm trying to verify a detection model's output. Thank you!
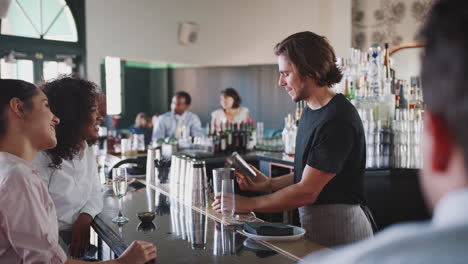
[32, 76, 103, 258]
[303, 0, 468, 262]
[129, 112, 152, 146]
[213, 31, 374, 247]
[152, 91, 203, 139]
[0, 79, 156, 263]
[149, 114, 158, 129]
[211, 87, 249, 128]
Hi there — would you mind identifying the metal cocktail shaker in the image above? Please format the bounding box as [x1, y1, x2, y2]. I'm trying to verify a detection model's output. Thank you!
[225, 152, 256, 180]
[191, 161, 208, 207]
[146, 147, 156, 185]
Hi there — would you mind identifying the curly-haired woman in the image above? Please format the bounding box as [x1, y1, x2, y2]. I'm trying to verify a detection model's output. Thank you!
[33, 76, 105, 258]
[0, 79, 156, 263]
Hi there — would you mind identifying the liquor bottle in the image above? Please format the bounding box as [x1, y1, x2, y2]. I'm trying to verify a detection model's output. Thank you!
[207, 123, 212, 138]
[383, 43, 390, 80]
[219, 122, 226, 153]
[368, 45, 382, 97]
[225, 121, 232, 153]
[239, 122, 246, 153]
[247, 119, 256, 150]
[295, 101, 304, 126]
[213, 126, 220, 154]
[233, 123, 240, 152]
[347, 80, 355, 100]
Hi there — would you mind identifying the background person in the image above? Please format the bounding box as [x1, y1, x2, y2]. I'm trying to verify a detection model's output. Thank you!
[0, 79, 156, 264]
[33, 76, 104, 258]
[211, 87, 249, 128]
[129, 112, 152, 146]
[152, 91, 203, 139]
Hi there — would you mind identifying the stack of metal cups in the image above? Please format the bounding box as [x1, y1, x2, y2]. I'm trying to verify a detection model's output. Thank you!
[190, 160, 208, 207]
[190, 209, 207, 250]
[183, 159, 194, 205]
[178, 156, 187, 201]
[146, 147, 156, 186]
[169, 155, 180, 197]
[169, 155, 208, 207]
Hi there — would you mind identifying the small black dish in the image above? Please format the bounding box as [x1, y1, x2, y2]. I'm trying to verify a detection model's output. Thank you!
[137, 211, 156, 223]
[137, 222, 156, 233]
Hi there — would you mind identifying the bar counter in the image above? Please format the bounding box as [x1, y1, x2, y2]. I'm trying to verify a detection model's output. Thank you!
[92, 180, 328, 263]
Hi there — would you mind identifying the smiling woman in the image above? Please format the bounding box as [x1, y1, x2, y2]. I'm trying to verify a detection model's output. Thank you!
[0, 79, 157, 264]
[32, 76, 105, 257]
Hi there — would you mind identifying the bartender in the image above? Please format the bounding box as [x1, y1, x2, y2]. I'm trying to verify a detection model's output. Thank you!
[213, 31, 373, 247]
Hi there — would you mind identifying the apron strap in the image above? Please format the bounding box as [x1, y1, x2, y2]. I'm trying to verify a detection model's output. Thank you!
[360, 204, 378, 233]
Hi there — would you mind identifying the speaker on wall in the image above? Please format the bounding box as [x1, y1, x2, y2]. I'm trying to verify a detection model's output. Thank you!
[178, 22, 199, 45]
[0, 0, 12, 19]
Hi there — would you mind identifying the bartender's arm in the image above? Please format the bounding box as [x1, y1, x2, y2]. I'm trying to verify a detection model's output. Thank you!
[213, 165, 335, 213]
[245, 165, 335, 212]
[236, 165, 294, 192]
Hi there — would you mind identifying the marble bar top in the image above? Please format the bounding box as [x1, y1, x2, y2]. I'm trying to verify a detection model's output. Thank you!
[144, 181, 328, 261]
[92, 181, 328, 263]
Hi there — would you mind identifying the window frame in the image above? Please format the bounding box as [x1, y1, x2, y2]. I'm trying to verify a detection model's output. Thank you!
[0, 0, 86, 82]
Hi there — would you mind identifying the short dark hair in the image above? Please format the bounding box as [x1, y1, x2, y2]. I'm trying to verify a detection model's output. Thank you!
[175, 91, 191, 105]
[274, 31, 342, 87]
[0, 79, 38, 137]
[221, 87, 242, 109]
[40, 76, 100, 169]
[420, 0, 468, 168]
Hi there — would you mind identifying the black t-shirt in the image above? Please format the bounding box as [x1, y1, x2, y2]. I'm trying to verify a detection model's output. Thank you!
[294, 93, 366, 205]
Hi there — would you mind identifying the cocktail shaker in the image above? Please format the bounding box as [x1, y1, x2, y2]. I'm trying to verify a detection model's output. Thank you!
[225, 152, 256, 180]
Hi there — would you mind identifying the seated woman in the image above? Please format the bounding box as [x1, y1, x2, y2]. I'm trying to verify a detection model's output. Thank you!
[129, 112, 152, 146]
[32, 76, 105, 258]
[211, 88, 249, 128]
[0, 79, 156, 263]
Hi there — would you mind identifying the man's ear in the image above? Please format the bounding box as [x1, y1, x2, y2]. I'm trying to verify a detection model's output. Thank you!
[425, 112, 453, 172]
[8, 98, 26, 119]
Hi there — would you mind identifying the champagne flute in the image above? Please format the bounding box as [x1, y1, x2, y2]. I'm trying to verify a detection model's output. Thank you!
[112, 167, 129, 223]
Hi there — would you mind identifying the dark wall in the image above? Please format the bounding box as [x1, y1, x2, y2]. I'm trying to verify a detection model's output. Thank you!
[117, 66, 170, 129]
[119, 63, 295, 130]
[171, 64, 295, 129]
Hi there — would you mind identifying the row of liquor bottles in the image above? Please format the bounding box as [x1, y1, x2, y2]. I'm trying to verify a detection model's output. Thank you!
[338, 44, 424, 169]
[199, 119, 257, 154]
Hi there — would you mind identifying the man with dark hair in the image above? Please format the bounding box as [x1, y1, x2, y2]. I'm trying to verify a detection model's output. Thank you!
[152, 91, 203, 139]
[304, 0, 468, 262]
[213, 31, 373, 247]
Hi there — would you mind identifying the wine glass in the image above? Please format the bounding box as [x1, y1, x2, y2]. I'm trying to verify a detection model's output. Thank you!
[112, 167, 129, 223]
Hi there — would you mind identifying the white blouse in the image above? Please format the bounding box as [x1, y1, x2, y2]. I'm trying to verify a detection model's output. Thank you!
[211, 107, 249, 126]
[33, 144, 103, 232]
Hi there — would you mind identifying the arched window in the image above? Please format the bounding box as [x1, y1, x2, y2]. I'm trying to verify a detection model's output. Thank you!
[0, 0, 85, 82]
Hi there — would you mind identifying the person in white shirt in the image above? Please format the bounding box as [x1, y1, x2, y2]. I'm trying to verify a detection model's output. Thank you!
[33, 76, 104, 258]
[152, 91, 203, 139]
[211, 88, 249, 129]
[304, 0, 468, 262]
[0, 78, 156, 264]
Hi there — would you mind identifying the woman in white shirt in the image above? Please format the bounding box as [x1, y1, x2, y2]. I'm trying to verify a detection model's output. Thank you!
[32, 77, 105, 258]
[211, 88, 249, 128]
[0, 79, 156, 263]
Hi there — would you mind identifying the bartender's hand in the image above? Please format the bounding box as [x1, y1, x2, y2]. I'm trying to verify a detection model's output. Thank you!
[117, 240, 157, 264]
[70, 213, 92, 258]
[211, 193, 253, 214]
[236, 165, 271, 192]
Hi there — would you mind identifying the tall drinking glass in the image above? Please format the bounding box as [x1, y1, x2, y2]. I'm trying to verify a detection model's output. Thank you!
[112, 168, 129, 223]
[221, 179, 235, 216]
[212, 168, 235, 197]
